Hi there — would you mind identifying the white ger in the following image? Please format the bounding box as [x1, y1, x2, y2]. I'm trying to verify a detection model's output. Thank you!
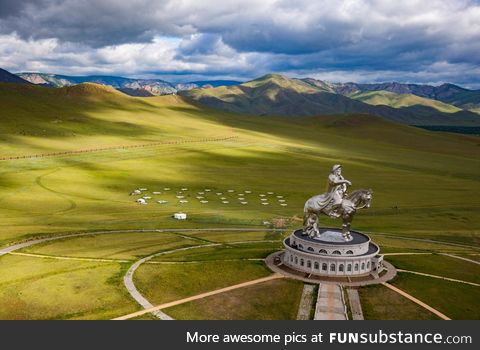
[173, 212, 187, 220]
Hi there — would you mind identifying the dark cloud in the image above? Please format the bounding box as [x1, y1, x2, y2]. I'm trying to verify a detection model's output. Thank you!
[0, 0, 478, 86]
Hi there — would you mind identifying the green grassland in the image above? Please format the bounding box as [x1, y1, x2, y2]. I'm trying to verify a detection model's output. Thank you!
[134, 260, 272, 305]
[150, 242, 283, 262]
[20, 231, 206, 260]
[358, 284, 440, 320]
[387, 254, 480, 284]
[391, 273, 480, 320]
[1, 230, 283, 319]
[0, 83, 479, 245]
[0, 82, 479, 319]
[370, 234, 479, 254]
[164, 279, 304, 320]
[458, 254, 480, 262]
[0, 254, 137, 319]
[184, 230, 283, 243]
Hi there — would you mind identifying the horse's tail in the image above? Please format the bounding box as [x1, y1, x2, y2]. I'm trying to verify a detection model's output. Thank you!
[303, 200, 310, 226]
[303, 198, 311, 214]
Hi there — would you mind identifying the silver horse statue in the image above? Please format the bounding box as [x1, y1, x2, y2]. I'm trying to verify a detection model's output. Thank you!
[303, 165, 372, 241]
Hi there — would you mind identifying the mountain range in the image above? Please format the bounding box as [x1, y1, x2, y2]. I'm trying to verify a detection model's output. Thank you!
[179, 74, 480, 126]
[1, 68, 479, 127]
[16, 72, 241, 96]
[302, 78, 480, 111]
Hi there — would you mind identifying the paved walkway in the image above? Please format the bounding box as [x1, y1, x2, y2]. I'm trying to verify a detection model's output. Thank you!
[397, 269, 480, 287]
[7, 251, 130, 263]
[123, 243, 222, 320]
[314, 284, 347, 320]
[440, 253, 480, 265]
[384, 252, 480, 266]
[296, 284, 315, 320]
[114, 274, 284, 320]
[383, 252, 433, 256]
[346, 288, 364, 320]
[382, 282, 450, 320]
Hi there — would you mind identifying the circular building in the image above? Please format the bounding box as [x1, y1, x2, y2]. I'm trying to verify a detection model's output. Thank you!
[282, 228, 384, 277]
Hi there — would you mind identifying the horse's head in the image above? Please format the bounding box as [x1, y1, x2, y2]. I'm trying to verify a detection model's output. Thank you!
[346, 189, 373, 209]
[362, 189, 373, 208]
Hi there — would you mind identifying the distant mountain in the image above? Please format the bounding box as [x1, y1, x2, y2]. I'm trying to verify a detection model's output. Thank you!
[117, 88, 154, 97]
[180, 74, 480, 126]
[300, 78, 337, 93]
[16, 72, 69, 86]
[301, 78, 480, 111]
[434, 86, 480, 112]
[0, 68, 30, 84]
[189, 80, 241, 88]
[16, 72, 242, 96]
[17, 72, 177, 95]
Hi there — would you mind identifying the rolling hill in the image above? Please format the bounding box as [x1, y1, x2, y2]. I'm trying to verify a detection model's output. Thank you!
[349, 90, 462, 113]
[0, 68, 30, 84]
[179, 74, 480, 126]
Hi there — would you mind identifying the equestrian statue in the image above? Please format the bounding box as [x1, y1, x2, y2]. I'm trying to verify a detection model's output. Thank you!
[303, 164, 373, 241]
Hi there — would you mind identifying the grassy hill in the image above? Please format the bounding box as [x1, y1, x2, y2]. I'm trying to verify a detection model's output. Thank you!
[0, 68, 30, 84]
[180, 74, 373, 116]
[349, 90, 461, 113]
[180, 75, 480, 126]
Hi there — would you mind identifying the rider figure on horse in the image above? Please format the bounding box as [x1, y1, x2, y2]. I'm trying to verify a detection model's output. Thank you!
[327, 164, 352, 217]
[303, 164, 372, 241]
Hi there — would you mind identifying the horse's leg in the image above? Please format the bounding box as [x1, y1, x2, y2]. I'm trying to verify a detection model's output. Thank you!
[302, 211, 309, 235]
[303, 211, 315, 237]
[342, 213, 352, 241]
[313, 213, 320, 237]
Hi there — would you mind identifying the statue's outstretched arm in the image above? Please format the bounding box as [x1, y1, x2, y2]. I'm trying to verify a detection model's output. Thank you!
[330, 178, 352, 186]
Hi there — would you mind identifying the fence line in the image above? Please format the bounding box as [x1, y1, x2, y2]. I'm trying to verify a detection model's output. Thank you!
[0, 136, 238, 162]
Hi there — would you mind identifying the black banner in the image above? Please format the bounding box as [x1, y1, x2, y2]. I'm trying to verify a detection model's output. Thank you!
[1, 321, 477, 350]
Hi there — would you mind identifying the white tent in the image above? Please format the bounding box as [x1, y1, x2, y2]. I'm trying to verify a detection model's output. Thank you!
[174, 212, 187, 220]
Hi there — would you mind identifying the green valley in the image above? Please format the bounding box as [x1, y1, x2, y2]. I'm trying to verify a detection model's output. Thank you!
[0, 81, 478, 320]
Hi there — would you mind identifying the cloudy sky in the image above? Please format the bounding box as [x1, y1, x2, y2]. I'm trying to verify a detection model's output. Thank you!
[0, 0, 479, 86]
